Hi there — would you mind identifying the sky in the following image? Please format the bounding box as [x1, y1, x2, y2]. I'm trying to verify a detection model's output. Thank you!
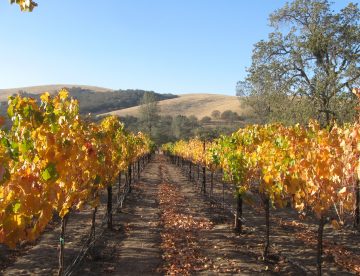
[0, 0, 356, 96]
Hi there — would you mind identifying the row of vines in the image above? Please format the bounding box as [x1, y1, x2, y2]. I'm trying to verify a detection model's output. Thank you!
[162, 88, 360, 275]
[0, 90, 154, 274]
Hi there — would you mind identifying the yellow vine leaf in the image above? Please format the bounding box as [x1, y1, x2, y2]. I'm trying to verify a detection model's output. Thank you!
[58, 89, 69, 100]
[40, 92, 50, 103]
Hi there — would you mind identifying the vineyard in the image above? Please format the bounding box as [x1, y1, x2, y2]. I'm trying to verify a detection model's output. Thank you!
[161, 88, 360, 275]
[1, 90, 360, 275]
[2, 0, 360, 275]
[0, 91, 154, 275]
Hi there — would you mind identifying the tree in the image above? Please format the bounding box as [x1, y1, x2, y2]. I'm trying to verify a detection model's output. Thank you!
[236, 81, 252, 97]
[247, 0, 360, 126]
[188, 115, 199, 128]
[211, 110, 221, 119]
[139, 92, 160, 137]
[221, 110, 240, 123]
[119, 115, 139, 133]
[194, 127, 220, 140]
[171, 115, 198, 140]
[200, 116, 212, 124]
[153, 115, 175, 145]
[10, 0, 37, 12]
[239, 79, 318, 125]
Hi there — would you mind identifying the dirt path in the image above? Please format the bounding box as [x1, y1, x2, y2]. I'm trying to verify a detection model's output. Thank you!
[158, 155, 304, 275]
[76, 154, 292, 275]
[74, 156, 163, 275]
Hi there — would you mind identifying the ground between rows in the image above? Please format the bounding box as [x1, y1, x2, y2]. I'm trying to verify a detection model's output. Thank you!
[2, 154, 356, 275]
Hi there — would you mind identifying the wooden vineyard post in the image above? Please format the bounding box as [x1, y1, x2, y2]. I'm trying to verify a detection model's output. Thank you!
[197, 164, 200, 181]
[107, 184, 113, 229]
[137, 159, 140, 180]
[317, 216, 325, 276]
[189, 161, 192, 180]
[89, 206, 97, 243]
[202, 166, 206, 194]
[118, 172, 122, 197]
[210, 172, 213, 197]
[202, 141, 206, 194]
[355, 180, 360, 228]
[125, 170, 129, 189]
[133, 163, 136, 182]
[234, 192, 243, 233]
[222, 182, 225, 208]
[58, 213, 69, 276]
[263, 197, 270, 258]
[128, 164, 132, 192]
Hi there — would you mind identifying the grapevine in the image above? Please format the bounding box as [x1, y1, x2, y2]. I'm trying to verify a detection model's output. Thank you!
[162, 103, 359, 274]
[0, 90, 153, 249]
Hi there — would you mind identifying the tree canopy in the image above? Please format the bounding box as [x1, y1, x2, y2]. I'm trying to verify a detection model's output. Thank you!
[139, 92, 160, 137]
[245, 0, 360, 126]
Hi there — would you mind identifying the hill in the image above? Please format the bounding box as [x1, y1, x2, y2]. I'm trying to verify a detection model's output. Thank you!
[101, 93, 249, 120]
[0, 84, 112, 101]
[0, 85, 177, 116]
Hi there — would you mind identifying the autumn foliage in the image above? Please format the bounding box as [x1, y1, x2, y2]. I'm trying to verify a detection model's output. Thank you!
[163, 89, 360, 223]
[0, 90, 152, 248]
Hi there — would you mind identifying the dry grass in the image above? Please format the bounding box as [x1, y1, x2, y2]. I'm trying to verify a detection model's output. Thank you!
[0, 84, 112, 101]
[102, 93, 251, 119]
[0, 88, 253, 121]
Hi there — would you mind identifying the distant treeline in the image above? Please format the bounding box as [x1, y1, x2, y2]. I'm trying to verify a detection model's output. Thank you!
[0, 87, 177, 118]
[68, 87, 177, 114]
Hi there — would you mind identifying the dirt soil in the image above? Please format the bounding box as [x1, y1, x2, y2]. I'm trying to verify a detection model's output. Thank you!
[2, 154, 357, 275]
[177, 158, 359, 275]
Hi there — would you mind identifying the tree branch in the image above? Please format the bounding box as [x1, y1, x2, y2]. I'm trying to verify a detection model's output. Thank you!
[339, 70, 360, 90]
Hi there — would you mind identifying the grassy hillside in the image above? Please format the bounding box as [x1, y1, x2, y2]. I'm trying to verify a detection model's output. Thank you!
[0, 85, 177, 116]
[0, 84, 112, 101]
[102, 93, 250, 119]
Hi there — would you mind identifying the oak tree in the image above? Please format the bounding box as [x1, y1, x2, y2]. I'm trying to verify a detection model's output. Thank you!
[247, 0, 360, 126]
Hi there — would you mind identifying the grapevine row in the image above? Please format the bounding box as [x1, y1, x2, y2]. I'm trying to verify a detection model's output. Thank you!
[162, 89, 360, 275]
[0, 90, 154, 251]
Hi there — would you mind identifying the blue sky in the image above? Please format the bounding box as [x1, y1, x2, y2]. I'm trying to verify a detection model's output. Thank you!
[0, 0, 356, 95]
